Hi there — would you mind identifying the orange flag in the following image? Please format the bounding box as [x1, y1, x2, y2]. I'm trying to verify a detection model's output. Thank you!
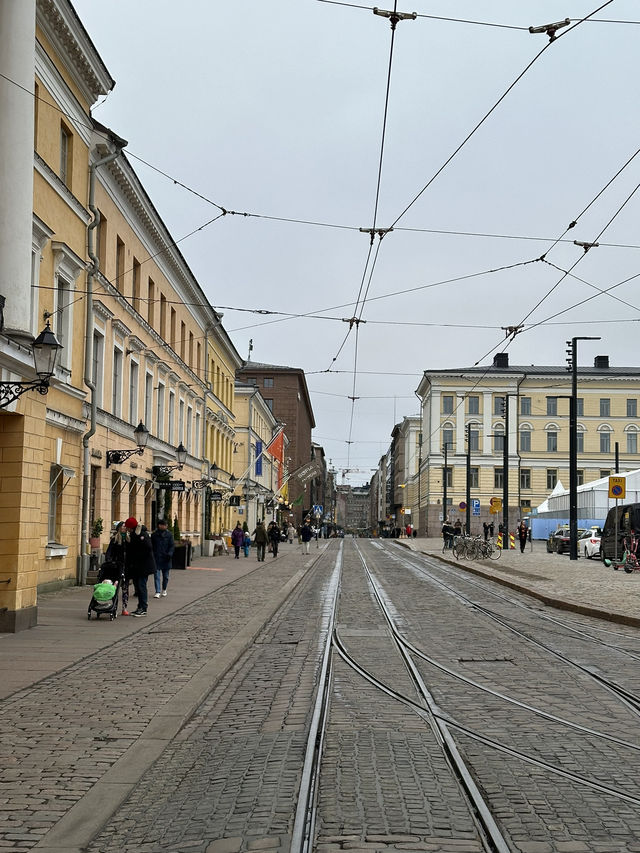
[266, 429, 285, 488]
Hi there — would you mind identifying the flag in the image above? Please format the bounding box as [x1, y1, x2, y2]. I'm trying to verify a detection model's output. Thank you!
[292, 494, 304, 506]
[266, 429, 285, 488]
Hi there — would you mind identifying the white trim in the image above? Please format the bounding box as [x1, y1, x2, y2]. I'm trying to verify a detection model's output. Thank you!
[34, 153, 89, 223]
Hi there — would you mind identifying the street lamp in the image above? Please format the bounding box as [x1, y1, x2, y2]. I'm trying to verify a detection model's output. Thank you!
[0, 322, 62, 409]
[106, 421, 150, 467]
[152, 442, 188, 478]
[191, 462, 219, 491]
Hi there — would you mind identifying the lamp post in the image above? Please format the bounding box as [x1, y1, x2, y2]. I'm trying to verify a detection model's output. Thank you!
[443, 441, 452, 528]
[567, 336, 600, 560]
[106, 421, 150, 467]
[465, 423, 479, 534]
[0, 322, 62, 409]
[151, 442, 187, 478]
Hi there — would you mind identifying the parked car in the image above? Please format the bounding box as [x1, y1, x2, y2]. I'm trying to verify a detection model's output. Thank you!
[546, 526, 569, 553]
[579, 527, 602, 559]
[601, 503, 640, 563]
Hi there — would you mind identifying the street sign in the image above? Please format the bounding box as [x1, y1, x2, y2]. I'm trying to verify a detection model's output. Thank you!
[490, 497, 501, 507]
[609, 476, 626, 499]
[490, 498, 502, 514]
[458, 501, 466, 510]
[210, 490, 223, 502]
[167, 481, 185, 492]
[312, 504, 323, 516]
[471, 499, 480, 516]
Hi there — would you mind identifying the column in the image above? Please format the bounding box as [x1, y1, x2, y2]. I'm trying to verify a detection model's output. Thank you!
[0, 0, 36, 341]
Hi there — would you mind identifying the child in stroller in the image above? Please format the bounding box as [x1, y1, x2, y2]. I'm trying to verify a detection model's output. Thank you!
[87, 560, 124, 621]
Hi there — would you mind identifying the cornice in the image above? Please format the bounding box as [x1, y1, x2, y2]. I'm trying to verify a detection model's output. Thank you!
[36, 0, 114, 105]
[93, 299, 114, 325]
[111, 319, 131, 340]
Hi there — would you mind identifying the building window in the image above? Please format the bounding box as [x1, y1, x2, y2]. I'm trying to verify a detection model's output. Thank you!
[576, 397, 584, 417]
[494, 467, 503, 489]
[170, 308, 176, 349]
[600, 398, 610, 417]
[246, 376, 257, 386]
[48, 466, 63, 543]
[194, 412, 201, 457]
[600, 469, 610, 479]
[160, 293, 167, 339]
[132, 258, 140, 313]
[577, 431, 584, 454]
[577, 469, 584, 486]
[264, 377, 274, 388]
[178, 399, 185, 443]
[265, 398, 274, 412]
[147, 279, 155, 327]
[520, 429, 531, 452]
[144, 373, 153, 430]
[92, 331, 104, 408]
[494, 426, 504, 453]
[112, 472, 121, 524]
[442, 428, 454, 450]
[470, 467, 479, 488]
[494, 396, 505, 416]
[520, 397, 531, 416]
[187, 406, 193, 453]
[520, 468, 531, 490]
[546, 397, 557, 416]
[468, 395, 479, 415]
[96, 210, 107, 271]
[628, 399, 637, 418]
[600, 431, 610, 453]
[168, 391, 175, 444]
[628, 431, 638, 454]
[112, 348, 123, 417]
[443, 466, 452, 487]
[60, 123, 72, 188]
[115, 236, 125, 293]
[468, 426, 479, 452]
[547, 431, 558, 452]
[547, 469, 557, 490]
[157, 383, 165, 438]
[180, 321, 186, 361]
[442, 395, 454, 414]
[129, 361, 138, 425]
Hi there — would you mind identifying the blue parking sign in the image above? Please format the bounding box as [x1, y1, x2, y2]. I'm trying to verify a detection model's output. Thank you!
[471, 499, 481, 516]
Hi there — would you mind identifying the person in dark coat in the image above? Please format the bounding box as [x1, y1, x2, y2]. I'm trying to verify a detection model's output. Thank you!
[124, 517, 155, 616]
[231, 522, 244, 559]
[517, 519, 528, 553]
[151, 517, 175, 598]
[106, 521, 129, 615]
[253, 521, 268, 561]
[268, 521, 281, 558]
[301, 521, 312, 554]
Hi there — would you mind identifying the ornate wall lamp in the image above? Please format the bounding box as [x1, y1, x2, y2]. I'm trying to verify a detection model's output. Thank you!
[0, 322, 62, 409]
[106, 421, 150, 468]
[152, 442, 188, 478]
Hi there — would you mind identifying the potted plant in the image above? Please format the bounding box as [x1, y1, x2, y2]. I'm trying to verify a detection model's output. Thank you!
[89, 517, 103, 549]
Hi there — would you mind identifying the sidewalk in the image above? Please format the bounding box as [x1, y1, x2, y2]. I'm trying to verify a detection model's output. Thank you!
[0, 549, 289, 700]
[396, 536, 640, 627]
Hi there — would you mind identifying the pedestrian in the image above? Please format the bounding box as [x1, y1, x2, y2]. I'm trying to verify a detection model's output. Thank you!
[106, 521, 129, 615]
[151, 517, 174, 598]
[123, 517, 155, 617]
[253, 520, 267, 561]
[453, 519, 462, 537]
[243, 528, 251, 557]
[231, 521, 244, 559]
[517, 519, 528, 554]
[301, 520, 312, 554]
[405, 523, 412, 538]
[489, 522, 494, 537]
[268, 521, 281, 558]
[483, 522, 489, 541]
[287, 523, 295, 545]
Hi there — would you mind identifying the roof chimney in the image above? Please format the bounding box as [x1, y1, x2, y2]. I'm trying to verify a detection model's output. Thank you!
[493, 353, 509, 368]
[594, 355, 609, 369]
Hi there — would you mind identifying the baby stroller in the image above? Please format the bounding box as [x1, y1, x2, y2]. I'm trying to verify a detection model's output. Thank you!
[87, 560, 124, 621]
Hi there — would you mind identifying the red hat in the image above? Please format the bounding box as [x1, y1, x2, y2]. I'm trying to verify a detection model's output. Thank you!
[124, 517, 138, 530]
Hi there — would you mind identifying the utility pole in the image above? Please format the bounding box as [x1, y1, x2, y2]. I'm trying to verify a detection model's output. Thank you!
[502, 395, 509, 542]
[443, 441, 450, 526]
[567, 336, 600, 560]
[417, 431, 423, 535]
[465, 423, 473, 534]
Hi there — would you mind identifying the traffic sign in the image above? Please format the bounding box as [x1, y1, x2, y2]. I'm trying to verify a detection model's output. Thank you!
[490, 497, 501, 507]
[609, 476, 626, 499]
[458, 501, 467, 510]
[312, 504, 323, 516]
[471, 499, 480, 516]
[490, 498, 502, 514]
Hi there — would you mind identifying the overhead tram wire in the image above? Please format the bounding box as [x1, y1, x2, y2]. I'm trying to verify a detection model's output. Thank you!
[388, 0, 615, 231]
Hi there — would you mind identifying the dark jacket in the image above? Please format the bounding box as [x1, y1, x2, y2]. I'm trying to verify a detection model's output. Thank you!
[253, 523, 268, 545]
[301, 524, 312, 543]
[268, 524, 281, 543]
[231, 526, 245, 547]
[126, 525, 156, 578]
[105, 532, 126, 569]
[151, 527, 175, 569]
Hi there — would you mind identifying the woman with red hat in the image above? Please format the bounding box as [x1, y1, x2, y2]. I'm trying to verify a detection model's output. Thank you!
[123, 517, 155, 616]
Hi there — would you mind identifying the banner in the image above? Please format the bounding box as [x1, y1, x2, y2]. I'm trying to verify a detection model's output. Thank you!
[255, 441, 262, 477]
[291, 459, 322, 485]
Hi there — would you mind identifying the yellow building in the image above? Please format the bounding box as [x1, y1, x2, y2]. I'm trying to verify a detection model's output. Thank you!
[414, 352, 640, 536]
[0, 0, 240, 630]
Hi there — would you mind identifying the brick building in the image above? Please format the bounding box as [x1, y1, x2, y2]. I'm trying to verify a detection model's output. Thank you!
[236, 361, 315, 525]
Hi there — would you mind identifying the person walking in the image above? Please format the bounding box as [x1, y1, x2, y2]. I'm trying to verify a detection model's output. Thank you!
[106, 521, 129, 615]
[124, 517, 155, 617]
[301, 520, 312, 554]
[231, 522, 244, 559]
[483, 521, 489, 541]
[151, 517, 174, 598]
[268, 521, 281, 558]
[243, 528, 251, 557]
[287, 523, 295, 545]
[253, 520, 267, 562]
[517, 519, 528, 553]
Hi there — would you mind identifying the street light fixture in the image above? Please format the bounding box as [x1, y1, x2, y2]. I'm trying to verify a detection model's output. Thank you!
[152, 442, 188, 478]
[0, 322, 62, 409]
[191, 462, 219, 491]
[106, 421, 150, 468]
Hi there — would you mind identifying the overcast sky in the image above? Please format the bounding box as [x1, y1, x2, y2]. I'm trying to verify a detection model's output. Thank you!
[73, 0, 640, 484]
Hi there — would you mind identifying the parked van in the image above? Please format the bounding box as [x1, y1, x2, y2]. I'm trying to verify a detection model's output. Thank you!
[600, 503, 640, 562]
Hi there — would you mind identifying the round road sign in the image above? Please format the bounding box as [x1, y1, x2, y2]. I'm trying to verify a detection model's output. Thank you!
[459, 501, 467, 510]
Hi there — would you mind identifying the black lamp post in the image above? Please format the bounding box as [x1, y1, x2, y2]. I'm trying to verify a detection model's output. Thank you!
[152, 442, 188, 478]
[0, 322, 62, 409]
[106, 421, 150, 467]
